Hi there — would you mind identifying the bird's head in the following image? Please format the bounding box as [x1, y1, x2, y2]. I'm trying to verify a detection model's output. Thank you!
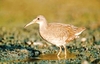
[24, 15, 46, 28]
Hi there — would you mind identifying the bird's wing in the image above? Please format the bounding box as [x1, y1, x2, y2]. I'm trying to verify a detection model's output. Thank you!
[48, 23, 76, 37]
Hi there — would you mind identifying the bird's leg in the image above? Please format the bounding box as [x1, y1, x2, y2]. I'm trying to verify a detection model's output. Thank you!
[63, 45, 67, 58]
[57, 46, 62, 56]
[57, 46, 62, 60]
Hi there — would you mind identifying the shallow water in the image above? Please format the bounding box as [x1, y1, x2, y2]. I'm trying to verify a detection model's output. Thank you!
[6, 51, 76, 62]
[13, 51, 76, 63]
[39, 51, 76, 60]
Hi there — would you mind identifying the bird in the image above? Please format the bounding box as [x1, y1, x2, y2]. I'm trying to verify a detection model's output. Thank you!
[24, 15, 86, 58]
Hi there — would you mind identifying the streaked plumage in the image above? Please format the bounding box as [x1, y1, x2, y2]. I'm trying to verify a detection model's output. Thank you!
[25, 15, 86, 58]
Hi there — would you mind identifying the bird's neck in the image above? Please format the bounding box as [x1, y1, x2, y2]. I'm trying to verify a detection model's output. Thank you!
[39, 21, 48, 31]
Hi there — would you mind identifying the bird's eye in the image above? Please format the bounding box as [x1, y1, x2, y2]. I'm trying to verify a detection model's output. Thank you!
[37, 18, 40, 20]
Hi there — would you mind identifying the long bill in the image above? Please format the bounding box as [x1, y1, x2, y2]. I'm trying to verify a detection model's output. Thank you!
[24, 18, 37, 28]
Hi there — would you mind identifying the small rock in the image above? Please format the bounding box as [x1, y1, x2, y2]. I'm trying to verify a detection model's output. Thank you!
[81, 38, 87, 42]
[81, 60, 89, 64]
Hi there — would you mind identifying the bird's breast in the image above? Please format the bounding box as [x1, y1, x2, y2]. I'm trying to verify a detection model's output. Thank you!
[39, 30, 67, 46]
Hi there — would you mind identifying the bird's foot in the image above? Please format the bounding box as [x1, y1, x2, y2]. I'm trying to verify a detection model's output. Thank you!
[57, 54, 62, 60]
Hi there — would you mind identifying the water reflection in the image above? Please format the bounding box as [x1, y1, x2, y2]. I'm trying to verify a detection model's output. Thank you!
[9, 51, 76, 62]
[39, 51, 76, 60]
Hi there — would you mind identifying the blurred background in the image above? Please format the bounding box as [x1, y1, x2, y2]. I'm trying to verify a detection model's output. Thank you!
[0, 0, 100, 29]
[0, 0, 100, 63]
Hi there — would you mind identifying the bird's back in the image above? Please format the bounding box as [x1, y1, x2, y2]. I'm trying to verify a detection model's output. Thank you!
[40, 23, 85, 44]
[25, 15, 85, 46]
